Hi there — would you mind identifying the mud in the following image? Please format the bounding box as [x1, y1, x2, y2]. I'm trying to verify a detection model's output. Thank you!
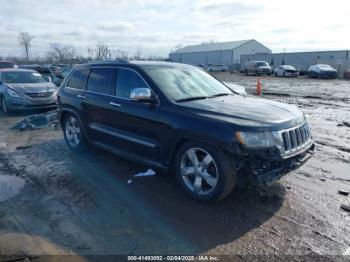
[0, 175, 25, 202]
[0, 75, 349, 258]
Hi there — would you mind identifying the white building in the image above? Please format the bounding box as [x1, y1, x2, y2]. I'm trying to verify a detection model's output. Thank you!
[169, 39, 271, 69]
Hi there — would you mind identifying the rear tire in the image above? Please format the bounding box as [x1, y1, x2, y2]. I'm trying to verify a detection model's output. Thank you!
[63, 113, 88, 152]
[174, 141, 237, 202]
[1, 96, 9, 114]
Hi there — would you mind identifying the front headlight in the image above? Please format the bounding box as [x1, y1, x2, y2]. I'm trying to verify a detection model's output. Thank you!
[6, 88, 21, 98]
[236, 131, 283, 149]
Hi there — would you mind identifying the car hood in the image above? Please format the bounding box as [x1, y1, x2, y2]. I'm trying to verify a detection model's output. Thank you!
[257, 66, 271, 69]
[179, 95, 304, 128]
[5, 82, 57, 94]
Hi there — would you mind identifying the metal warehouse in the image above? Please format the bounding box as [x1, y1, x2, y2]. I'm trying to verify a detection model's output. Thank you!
[241, 50, 350, 75]
[169, 39, 271, 69]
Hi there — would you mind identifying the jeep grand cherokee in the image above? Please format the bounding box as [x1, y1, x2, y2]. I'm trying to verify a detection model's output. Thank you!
[58, 61, 314, 201]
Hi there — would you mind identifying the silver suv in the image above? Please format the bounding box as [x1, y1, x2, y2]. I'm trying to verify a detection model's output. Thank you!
[245, 61, 272, 76]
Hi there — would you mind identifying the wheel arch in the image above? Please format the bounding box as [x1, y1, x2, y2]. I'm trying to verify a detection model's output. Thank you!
[166, 134, 223, 172]
[60, 108, 87, 138]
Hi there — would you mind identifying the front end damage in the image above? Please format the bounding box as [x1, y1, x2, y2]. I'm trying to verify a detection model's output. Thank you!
[237, 143, 314, 184]
[225, 121, 315, 185]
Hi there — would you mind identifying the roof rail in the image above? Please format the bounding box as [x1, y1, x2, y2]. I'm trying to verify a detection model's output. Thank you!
[88, 59, 129, 64]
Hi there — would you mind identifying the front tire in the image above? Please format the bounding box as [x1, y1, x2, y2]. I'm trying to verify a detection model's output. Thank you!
[63, 114, 88, 152]
[174, 142, 237, 202]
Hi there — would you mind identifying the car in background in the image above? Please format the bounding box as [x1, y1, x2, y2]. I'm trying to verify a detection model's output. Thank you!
[19, 65, 57, 82]
[205, 64, 229, 72]
[245, 61, 272, 76]
[343, 68, 350, 80]
[274, 65, 299, 77]
[0, 69, 58, 113]
[308, 64, 337, 79]
[0, 61, 18, 69]
[52, 65, 72, 86]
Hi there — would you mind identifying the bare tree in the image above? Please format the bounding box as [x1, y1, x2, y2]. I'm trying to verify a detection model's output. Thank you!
[111, 49, 129, 60]
[18, 32, 34, 63]
[133, 47, 143, 60]
[46, 43, 77, 63]
[88, 42, 112, 61]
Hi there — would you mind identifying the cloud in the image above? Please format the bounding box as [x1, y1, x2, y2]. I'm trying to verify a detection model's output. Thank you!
[97, 21, 135, 32]
[196, 2, 262, 15]
[0, 0, 349, 58]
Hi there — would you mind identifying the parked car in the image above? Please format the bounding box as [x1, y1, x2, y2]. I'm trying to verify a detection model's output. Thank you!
[19, 65, 58, 82]
[343, 68, 350, 80]
[205, 64, 229, 72]
[274, 65, 299, 77]
[58, 61, 314, 202]
[52, 65, 73, 86]
[245, 61, 272, 76]
[0, 61, 18, 69]
[0, 69, 58, 113]
[308, 64, 337, 79]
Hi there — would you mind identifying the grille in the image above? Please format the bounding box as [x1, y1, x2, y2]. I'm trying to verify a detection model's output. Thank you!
[26, 92, 53, 99]
[280, 122, 311, 154]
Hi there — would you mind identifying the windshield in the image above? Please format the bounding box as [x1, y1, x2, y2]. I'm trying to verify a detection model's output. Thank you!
[318, 65, 333, 70]
[282, 65, 295, 70]
[2, 71, 48, 83]
[0, 62, 16, 68]
[257, 62, 269, 67]
[144, 66, 233, 102]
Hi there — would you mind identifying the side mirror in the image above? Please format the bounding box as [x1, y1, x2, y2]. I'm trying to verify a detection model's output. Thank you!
[47, 76, 52, 82]
[130, 88, 152, 102]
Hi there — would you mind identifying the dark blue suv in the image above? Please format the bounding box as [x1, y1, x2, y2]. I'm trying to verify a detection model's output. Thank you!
[58, 61, 314, 201]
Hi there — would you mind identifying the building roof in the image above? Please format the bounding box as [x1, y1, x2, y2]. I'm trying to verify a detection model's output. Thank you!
[171, 39, 254, 54]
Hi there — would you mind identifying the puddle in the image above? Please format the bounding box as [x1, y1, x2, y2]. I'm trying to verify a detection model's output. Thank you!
[0, 175, 25, 201]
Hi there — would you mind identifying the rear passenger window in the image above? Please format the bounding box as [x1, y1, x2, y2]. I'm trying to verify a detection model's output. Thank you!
[66, 69, 90, 90]
[87, 68, 114, 95]
[116, 69, 148, 99]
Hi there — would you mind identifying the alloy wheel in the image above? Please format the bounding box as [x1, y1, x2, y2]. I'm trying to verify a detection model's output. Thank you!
[65, 116, 81, 147]
[180, 148, 218, 195]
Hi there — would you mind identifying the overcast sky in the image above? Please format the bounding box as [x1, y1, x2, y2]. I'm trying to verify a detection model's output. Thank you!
[0, 0, 349, 58]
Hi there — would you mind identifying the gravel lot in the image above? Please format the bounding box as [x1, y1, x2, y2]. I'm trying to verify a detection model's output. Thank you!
[0, 74, 349, 259]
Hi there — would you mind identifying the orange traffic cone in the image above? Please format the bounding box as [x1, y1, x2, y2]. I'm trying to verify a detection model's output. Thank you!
[256, 79, 262, 96]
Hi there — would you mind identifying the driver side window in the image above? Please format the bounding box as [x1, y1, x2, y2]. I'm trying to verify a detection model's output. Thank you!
[116, 69, 148, 99]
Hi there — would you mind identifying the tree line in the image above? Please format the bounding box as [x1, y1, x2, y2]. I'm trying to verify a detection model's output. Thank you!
[1, 32, 167, 65]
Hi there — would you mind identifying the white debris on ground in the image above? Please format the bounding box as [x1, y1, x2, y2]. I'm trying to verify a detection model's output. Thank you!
[134, 168, 156, 178]
[344, 247, 350, 255]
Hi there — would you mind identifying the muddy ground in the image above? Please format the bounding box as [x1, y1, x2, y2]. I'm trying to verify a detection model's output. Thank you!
[0, 74, 349, 260]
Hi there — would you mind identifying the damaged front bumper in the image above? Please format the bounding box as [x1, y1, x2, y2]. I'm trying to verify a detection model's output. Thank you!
[227, 142, 315, 184]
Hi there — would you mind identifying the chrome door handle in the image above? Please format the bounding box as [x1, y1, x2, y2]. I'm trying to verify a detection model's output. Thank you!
[77, 94, 86, 99]
[109, 102, 121, 107]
